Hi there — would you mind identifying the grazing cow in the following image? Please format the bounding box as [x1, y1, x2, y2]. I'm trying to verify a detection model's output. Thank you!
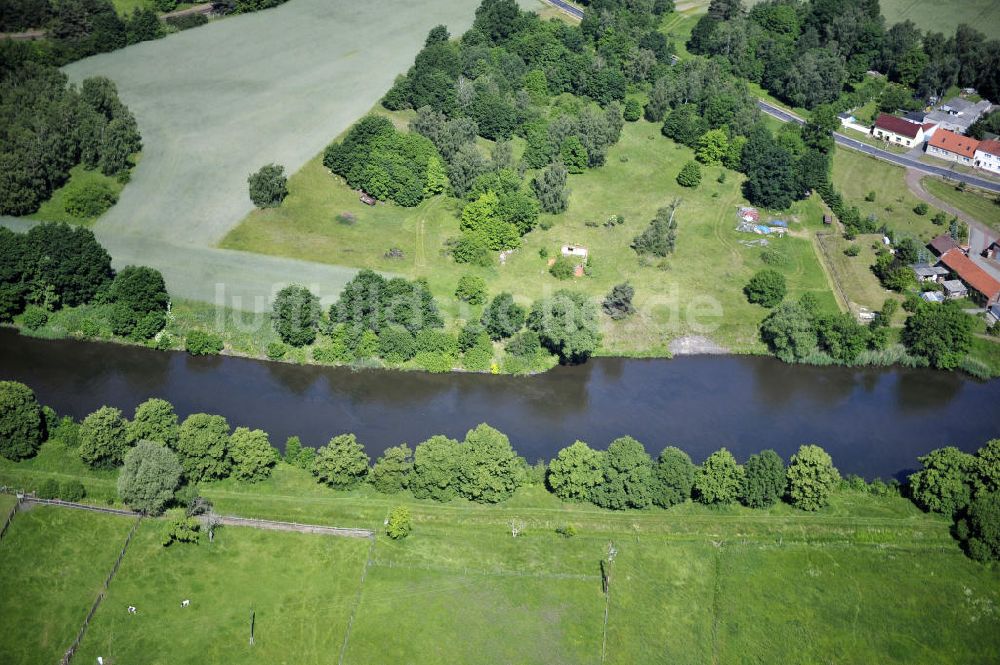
[97, 658, 104, 665]
[127, 605, 137, 614]
[181, 599, 190, 608]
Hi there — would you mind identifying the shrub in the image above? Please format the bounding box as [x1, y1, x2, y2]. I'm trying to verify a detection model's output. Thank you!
[0, 381, 45, 461]
[37, 478, 60, 499]
[864, 191, 876, 202]
[623, 98, 642, 122]
[455, 274, 487, 305]
[162, 516, 201, 546]
[185, 330, 224, 356]
[549, 255, 575, 280]
[266, 341, 287, 360]
[248, 163, 288, 208]
[21, 306, 48, 330]
[386, 505, 412, 539]
[555, 524, 577, 537]
[64, 181, 118, 218]
[760, 248, 789, 266]
[165, 13, 207, 30]
[913, 202, 929, 215]
[676, 161, 702, 188]
[744, 269, 787, 308]
[378, 326, 417, 363]
[60, 480, 86, 502]
[602, 283, 635, 320]
[844, 244, 861, 257]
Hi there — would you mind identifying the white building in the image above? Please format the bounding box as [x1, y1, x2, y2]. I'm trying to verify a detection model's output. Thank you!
[974, 139, 1000, 175]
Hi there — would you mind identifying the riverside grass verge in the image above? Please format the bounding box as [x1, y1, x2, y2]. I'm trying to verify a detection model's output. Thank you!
[1, 450, 999, 664]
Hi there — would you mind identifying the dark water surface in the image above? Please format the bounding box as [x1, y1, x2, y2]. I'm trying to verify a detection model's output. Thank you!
[2, 328, 998, 479]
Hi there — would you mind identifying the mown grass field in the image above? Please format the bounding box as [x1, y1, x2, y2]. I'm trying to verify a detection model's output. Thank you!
[75, 521, 370, 665]
[1, 453, 998, 664]
[832, 149, 948, 243]
[223, 117, 839, 354]
[922, 177, 1000, 231]
[0, 507, 135, 665]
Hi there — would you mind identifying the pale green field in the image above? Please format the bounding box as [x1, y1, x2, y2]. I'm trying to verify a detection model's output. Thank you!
[879, 0, 1000, 39]
[922, 177, 1000, 231]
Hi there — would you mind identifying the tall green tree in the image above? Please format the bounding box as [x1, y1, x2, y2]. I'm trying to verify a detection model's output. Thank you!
[369, 443, 414, 494]
[959, 491, 1000, 562]
[902, 301, 973, 369]
[652, 446, 695, 508]
[547, 440, 605, 502]
[591, 436, 654, 510]
[0, 381, 44, 461]
[481, 292, 525, 340]
[176, 413, 232, 482]
[744, 269, 787, 307]
[128, 398, 179, 447]
[117, 441, 181, 515]
[740, 450, 785, 508]
[313, 433, 370, 489]
[272, 284, 321, 347]
[229, 427, 277, 482]
[532, 162, 569, 214]
[79, 406, 130, 469]
[786, 444, 839, 511]
[527, 290, 601, 364]
[908, 447, 978, 516]
[410, 434, 463, 501]
[694, 448, 743, 505]
[458, 424, 524, 503]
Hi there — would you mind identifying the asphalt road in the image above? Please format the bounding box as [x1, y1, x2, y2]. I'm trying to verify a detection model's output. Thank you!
[755, 100, 1000, 194]
[544, 0, 584, 19]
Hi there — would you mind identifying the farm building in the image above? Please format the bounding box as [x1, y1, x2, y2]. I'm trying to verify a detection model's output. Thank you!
[941, 279, 969, 299]
[911, 264, 949, 283]
[925, 97, 992, 134]
[939, 248, 1000, 306]
[926, 129, 979, 165]
[928, 234, 960, 256]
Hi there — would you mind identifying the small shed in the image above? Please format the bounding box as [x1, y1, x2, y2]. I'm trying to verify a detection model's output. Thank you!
[561, 244, 589, 260]
[823, 214, 833, 225]
[942, 279, 969, 299]
[911, 264, 949, 283]
[988, 304, 1000, 325]
[359, 192, 376, 206]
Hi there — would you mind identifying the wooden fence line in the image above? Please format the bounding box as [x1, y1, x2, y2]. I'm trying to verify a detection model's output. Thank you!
[0, 494, 24, 541]
[61, 516, 142, 665]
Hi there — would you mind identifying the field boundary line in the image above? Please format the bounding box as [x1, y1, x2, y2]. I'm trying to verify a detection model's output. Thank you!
[813, 231, 851, 313]
[0, 493, 24, 541]
[61, 516, 143, 664]
[338, 527, 380, 665]
[1, 493, 374, 539]
[370, 557, 599, 581]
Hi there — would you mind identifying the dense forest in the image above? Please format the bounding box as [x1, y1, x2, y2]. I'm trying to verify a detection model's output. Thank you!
[689, 0, 1000, 107]
[0, 64, 141, 214]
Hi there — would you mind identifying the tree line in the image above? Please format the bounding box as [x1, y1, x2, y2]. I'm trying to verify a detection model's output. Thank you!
[0, 68, 141, 215]
[269, 271, 602, 370]
[2, 380, 996, 559]
[0, 223, 169, 341]
[689, 0, 1000, 110]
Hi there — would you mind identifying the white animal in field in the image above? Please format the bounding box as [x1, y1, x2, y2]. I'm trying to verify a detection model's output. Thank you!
[97, 657, 104, 665]
[127, 605, 137, 614]
[181, 599, 190, 608]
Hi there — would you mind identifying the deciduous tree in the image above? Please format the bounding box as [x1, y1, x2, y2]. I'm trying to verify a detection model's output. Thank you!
[313, 433, 370, 489]
[786, 444, 839, 511]
[117, 440, 181, 515]
[0, 380, 44, 461]
[547, 440, 604, 502]
[79, 406, 130, 469]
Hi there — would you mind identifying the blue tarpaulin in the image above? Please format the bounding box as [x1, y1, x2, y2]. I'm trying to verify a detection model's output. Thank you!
[770, 220, 789, 227]
[755, 225, 771, 234]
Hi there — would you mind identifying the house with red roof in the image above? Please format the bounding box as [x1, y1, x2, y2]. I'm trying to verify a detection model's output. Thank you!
[871, 113, 930, 148]
[938, 248, 1000, 306]
[926, 129, 979, 165]
[974, 139, 1000, 175]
